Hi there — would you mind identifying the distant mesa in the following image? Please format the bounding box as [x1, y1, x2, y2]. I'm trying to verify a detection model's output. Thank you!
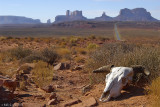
[54, 10, 87, 23]
[114, 8, 158, 21]
[0, 16, 41, 24]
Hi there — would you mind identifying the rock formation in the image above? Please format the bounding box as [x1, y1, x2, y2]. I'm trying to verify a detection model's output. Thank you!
[54, 8, 159, 23]
[114, 8, 158, 21]
[54, 10, 87, 23]
[94, 12, 113, 21]
[0, 16, 41, 24]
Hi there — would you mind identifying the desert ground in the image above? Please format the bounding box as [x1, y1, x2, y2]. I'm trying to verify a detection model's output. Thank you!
[0, 21, 160, 107]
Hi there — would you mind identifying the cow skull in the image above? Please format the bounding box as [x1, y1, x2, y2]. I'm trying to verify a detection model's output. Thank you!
[92, 65, 150, 102]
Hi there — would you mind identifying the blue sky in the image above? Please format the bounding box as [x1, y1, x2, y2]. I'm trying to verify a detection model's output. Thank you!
[0, 0, 159, 23]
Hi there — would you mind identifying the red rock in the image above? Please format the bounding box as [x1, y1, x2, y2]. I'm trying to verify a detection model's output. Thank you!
[47, 99, 57, 105]
[13, 103, 23, 107]
[22, 103, 44, 107]
[82, 97, 97, 107]
[63, 98, 81, 107]
[49, 92, 56, 100]
[42, 85, 54, 93]
[73, 97, 97, 107]
[54, 63, 70, 71]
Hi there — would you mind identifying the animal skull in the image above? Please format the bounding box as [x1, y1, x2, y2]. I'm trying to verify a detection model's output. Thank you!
[92, 65, 150, 102]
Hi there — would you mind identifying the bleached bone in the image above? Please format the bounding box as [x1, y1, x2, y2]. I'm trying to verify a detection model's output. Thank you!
[92, 65, 150, 102]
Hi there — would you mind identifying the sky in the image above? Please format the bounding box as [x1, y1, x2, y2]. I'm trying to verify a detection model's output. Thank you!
[0, 0, 159, 23]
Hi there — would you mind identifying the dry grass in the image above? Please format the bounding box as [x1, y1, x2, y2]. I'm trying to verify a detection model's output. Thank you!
[57, 48, 71, 61]
[9, 46, 32, 60]
[0, 36, 6, 41]
[149, 77, 160, 107]
[75, 47, 87, 55]
[86, 43, 160, 84]
[32, 61, 53, 88]
[19, 80, 27, 91]
[87, 43, 99, 51]
[75, 56, 85, 63]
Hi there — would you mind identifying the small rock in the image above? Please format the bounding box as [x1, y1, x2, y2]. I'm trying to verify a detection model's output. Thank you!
[83, 97, 97, 107]
[57, 96, 64, 102]
[60, 76, 64, 80]
[47, 99, 57, 105]
[54, 63, 70, 71]
[72, 65, 84, 71]
[22, 103, 44, 107]
[12, 74, 20, 81]
[17, 63, 35, 74]
[68, 80, 74, 85]
[22, 67, 32, 74]
[82, 84, 92, 94]
[34, 95, 45, 100]
[49, 92, 56, 100]
[13, 103, 23, 107]
[52, 75, 58, 81]
[21, 74, 28, 80]
[42, 85, 54, 93]
[55, 85, 64, 89]
[73, 103, 83, 107]
[63, 98, 81, 107]
[42, 104, 46, 107]
[35, 85, 39, 88]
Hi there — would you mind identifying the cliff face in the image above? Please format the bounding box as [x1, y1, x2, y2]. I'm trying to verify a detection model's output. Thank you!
[0, 16, 41, 24]
[55, 10, 87, 23]
[114, 8, 158, 21]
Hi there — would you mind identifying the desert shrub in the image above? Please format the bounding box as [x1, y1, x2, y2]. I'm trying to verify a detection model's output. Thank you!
[76, 48, 87, 55]
[57, 48, 71, 61]
[19, 81, 27, 91]
[60, 41, 67, 47]
[86, 43, 160, 84]
[32, 61, 53, 88]
[6, 37, 13, 40]
[87, 43, 98, 51]
[75, 56, 85, 63]
[27, 37, 34, 42]
[21, 48, 60, 65]
[9, 46, 32, 60]
[69, 37, 78, 46]
[0, 51, 14, 62]
[41, 48, 60, 65]
[20, 52, 47, 63]
[0, 36, 6, 41]
[149, 77, 160, 107]
[98, 36, 110, 42]
[89, 35, 96, 40]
